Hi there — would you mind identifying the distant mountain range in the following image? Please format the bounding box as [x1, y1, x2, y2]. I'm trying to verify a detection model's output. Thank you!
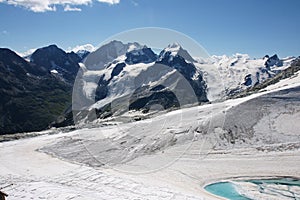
[0, 41, 299, 134]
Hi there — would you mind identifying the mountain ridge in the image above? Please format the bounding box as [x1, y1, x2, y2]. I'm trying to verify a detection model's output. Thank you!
[0, 45, 79, 134]
[1, 41, 299, 134]
[73, 41, 208, 123]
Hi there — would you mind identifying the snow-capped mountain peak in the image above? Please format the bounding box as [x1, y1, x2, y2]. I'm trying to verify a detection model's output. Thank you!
[165, 42, 181, 53]
[159, 43, 195, 63]
[83, 40, 148, 70]
[127, 42, 145, 52]
[83, 40, 127, 70]
[70, 44, 96, 53]
[125, 46, 157, 65]
[75, 40, 298, 118]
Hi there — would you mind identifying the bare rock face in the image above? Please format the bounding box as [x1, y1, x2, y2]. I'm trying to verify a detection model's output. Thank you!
[0, 47, 75, 134]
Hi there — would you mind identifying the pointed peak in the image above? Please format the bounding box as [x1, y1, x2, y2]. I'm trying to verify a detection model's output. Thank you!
[169, 42, 181, 47]
[165, 42, 182, 52]
[31, 44, 65, 57]
[269, 54, 279, 60]
[159, 43, 194, 63]
[34, 44, 64, 54]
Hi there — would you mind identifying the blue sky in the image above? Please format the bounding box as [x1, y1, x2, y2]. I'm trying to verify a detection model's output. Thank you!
[0, 0, 300, 58]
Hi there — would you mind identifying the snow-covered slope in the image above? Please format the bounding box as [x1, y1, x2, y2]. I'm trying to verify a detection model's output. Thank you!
[71, 40, 298, 124]
[48, 78, 300, 167]
[73, 40, 208, 123]
[1, 71, 299, 199]
[195, 53, 295, 101]
[83, 40, 145, 70]
[1, 41, 300, 199]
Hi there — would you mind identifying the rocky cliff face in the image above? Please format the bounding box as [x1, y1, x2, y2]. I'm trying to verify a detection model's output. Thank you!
[0, 46, 79, 134]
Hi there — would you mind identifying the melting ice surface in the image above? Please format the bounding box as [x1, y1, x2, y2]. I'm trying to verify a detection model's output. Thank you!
[205, 178, 300, 200]
[205, 182, 250, 200]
